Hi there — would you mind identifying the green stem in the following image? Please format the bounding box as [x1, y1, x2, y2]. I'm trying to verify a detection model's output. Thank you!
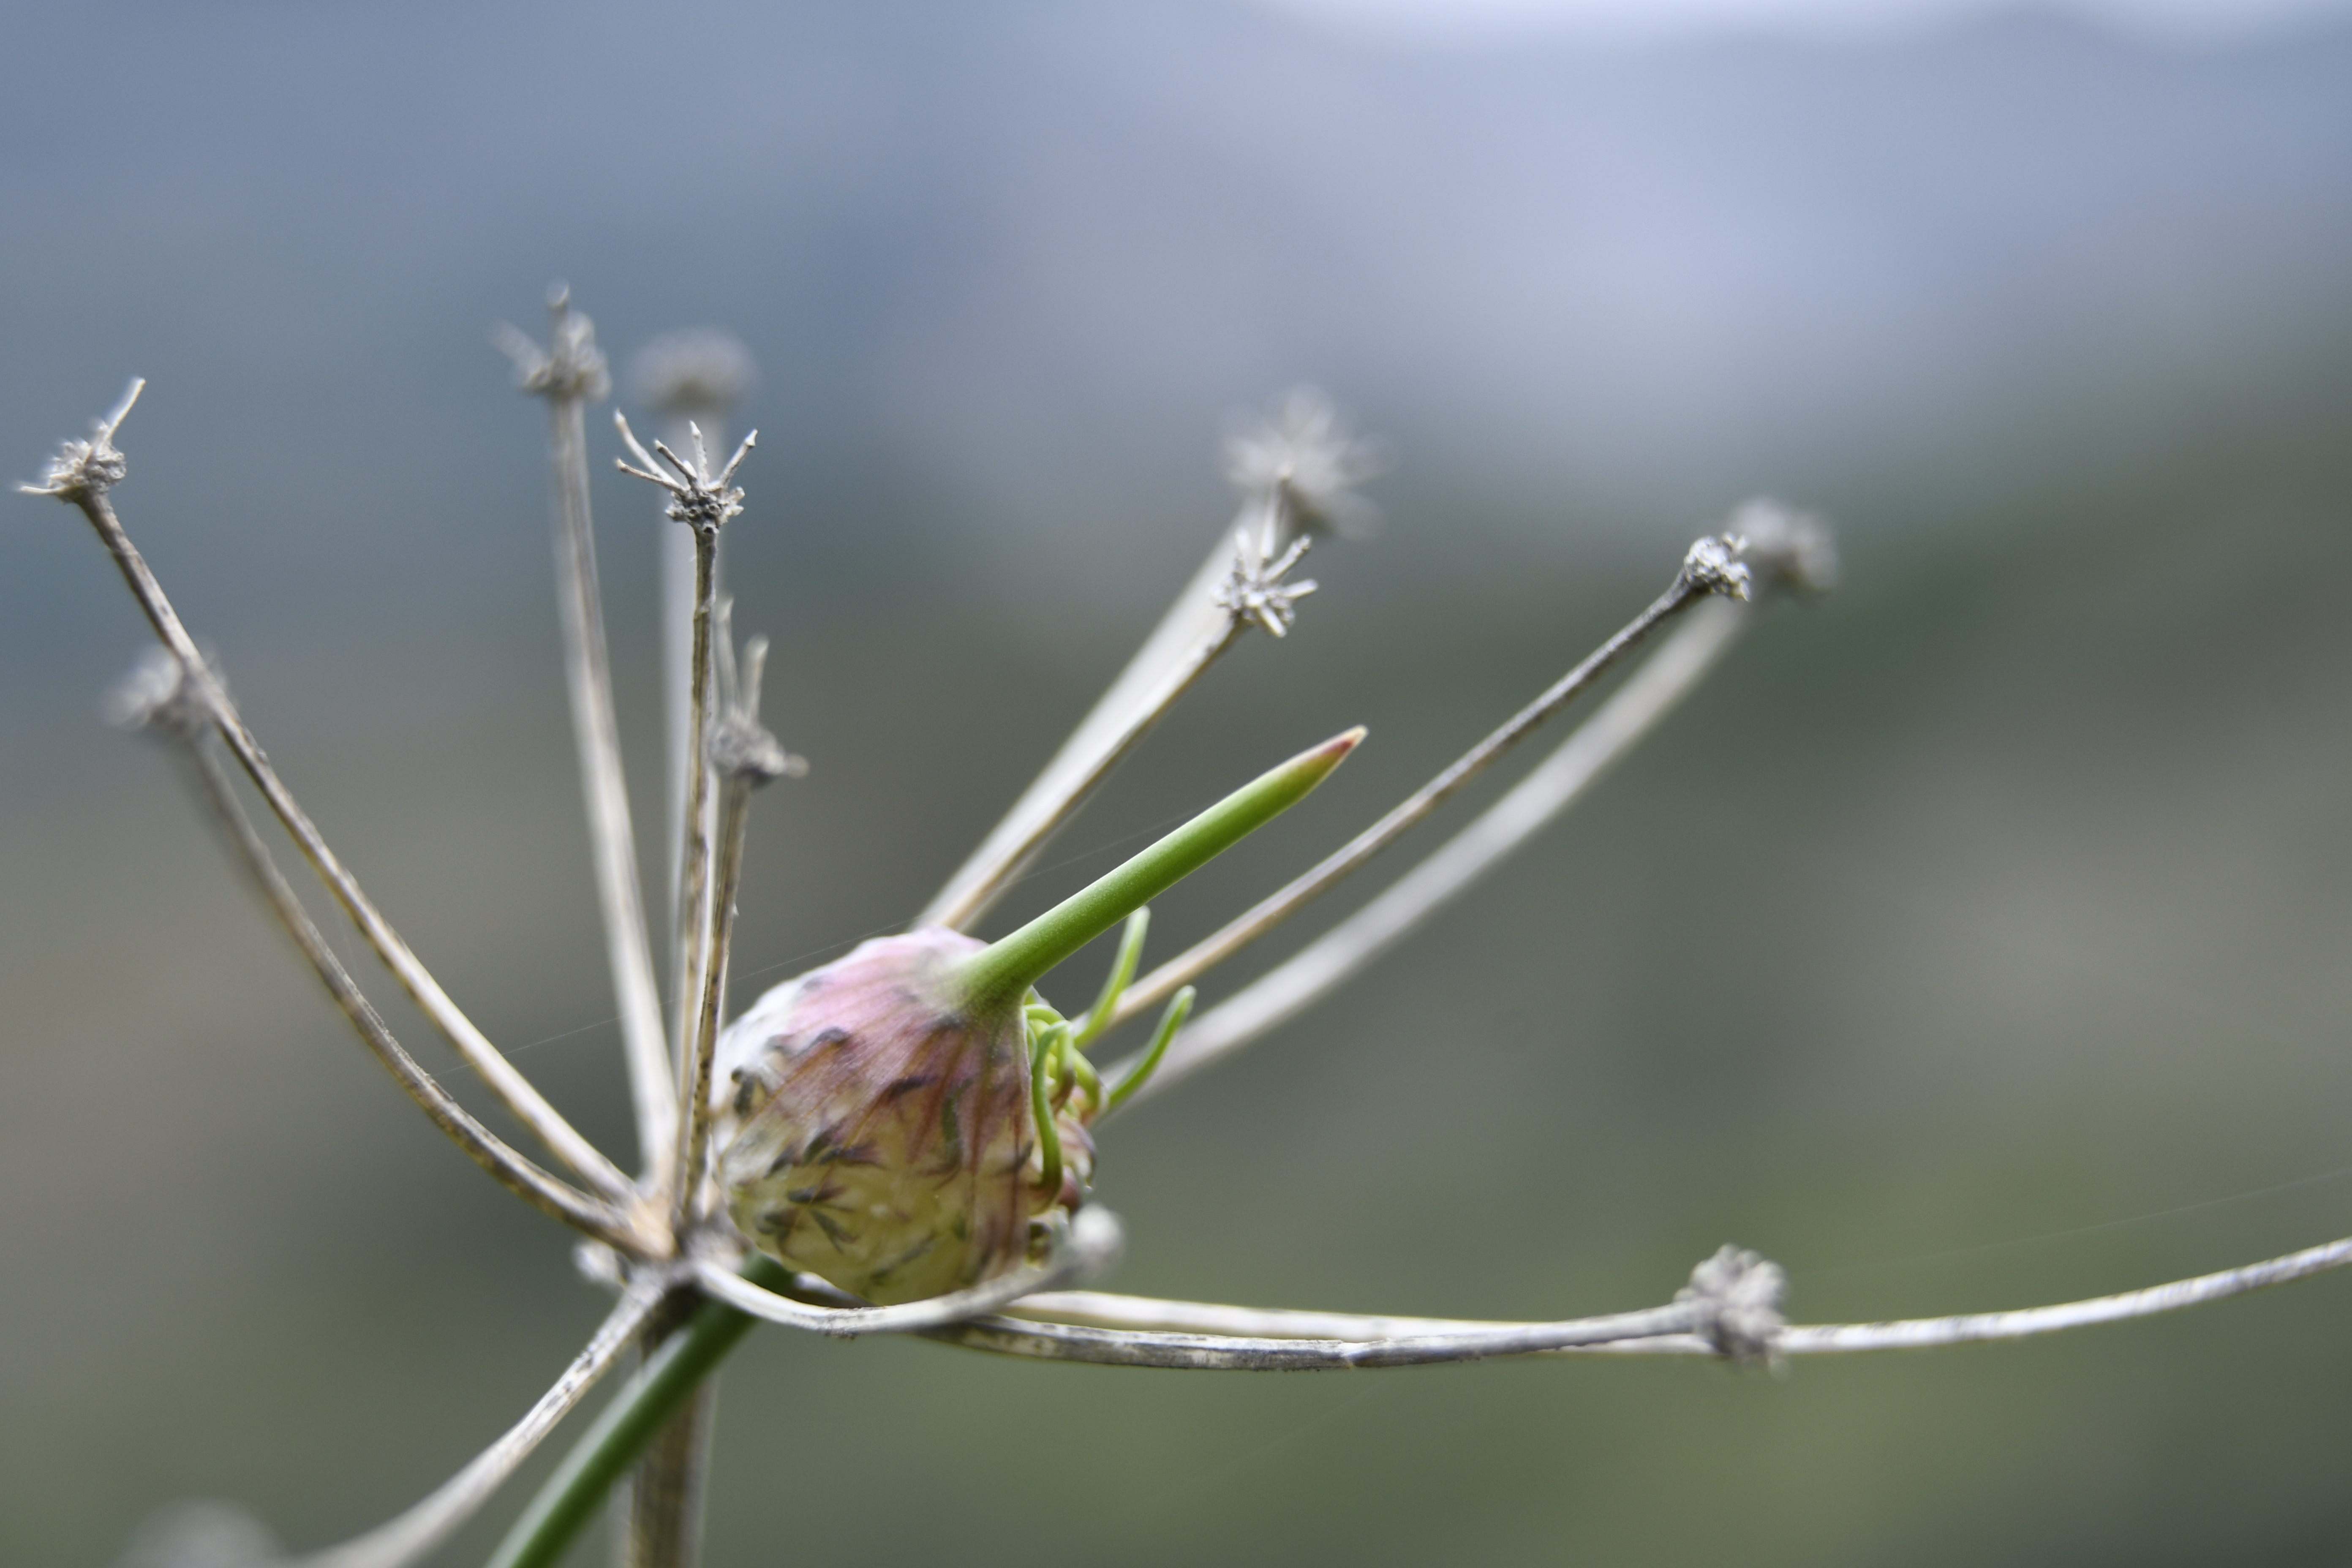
[486, 1256, 790, 1568]
[957, 728, 1363, 1010]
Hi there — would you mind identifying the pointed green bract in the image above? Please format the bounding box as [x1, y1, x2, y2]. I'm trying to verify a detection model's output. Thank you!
[957, 728, 1364, 1009]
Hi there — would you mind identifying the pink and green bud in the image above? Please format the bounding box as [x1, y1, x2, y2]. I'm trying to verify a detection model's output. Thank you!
[719, 927, 1083, 1304]
[717, 729, 1361, 1304]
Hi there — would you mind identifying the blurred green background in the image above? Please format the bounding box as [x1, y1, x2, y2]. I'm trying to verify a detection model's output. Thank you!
[5, 1, 2352, 1563]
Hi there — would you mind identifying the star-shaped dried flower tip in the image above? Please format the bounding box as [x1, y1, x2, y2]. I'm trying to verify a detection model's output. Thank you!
[707, 602, 807, 786]
[1677, 533, 1754, 601]
[614, 410, 757, 531]
[1214, 525, 1319, 637]
[493, 283, 612, 403]
[20, 377, 143, 501]
[1222, 384, 1385, 538]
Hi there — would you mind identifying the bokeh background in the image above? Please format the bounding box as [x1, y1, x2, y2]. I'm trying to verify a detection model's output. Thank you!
[5, 0, 2352, 1562]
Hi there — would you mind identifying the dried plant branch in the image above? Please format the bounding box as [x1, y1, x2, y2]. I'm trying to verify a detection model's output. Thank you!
[294, 1280, 667, 1568]
[928, 1308, 1694, 1369]
[111, 651, 638, 1250]
[1105, 532, 1754, 1034]
[1022, 1231, 2352, 1366]
[932, 1245, 1782, 1369]
[916, 388, 1372, 932]
[614, 414, 756, 1212]
[500, 292, 678, 1180]
[27, 384, 640, 1212]
[1013, 1290, 1584, 1339]
[1001, 1292, 1714, 1356]
[1775, 1233, 2352, 1355]
[666, 523, 718, 1221]
[675, 613, 803, 1225]
[634, 335, 756, 951]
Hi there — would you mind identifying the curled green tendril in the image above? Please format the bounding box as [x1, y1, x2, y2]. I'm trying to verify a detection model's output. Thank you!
[1105, 986, 1194, 1115]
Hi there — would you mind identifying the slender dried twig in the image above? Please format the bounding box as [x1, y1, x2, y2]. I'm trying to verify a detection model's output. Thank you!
[933, 1244, 1780, 1368]
[1005, 1292, 1718, 1355]
[927, 1307, 1698, 1368]
[1013, 1290, 1588, 1339]
[1016, 1232, 2352, 1363]
[916, 388, 1372, 932]
[613, 414, 757, 1210]
[27, 384, 640, 1212]
[294, 1281, 666, 1568]
[500, 292, 677, 1179]
[1106, 533, 1753, 1032]
[635, 333, 756, 948]
[110, 651, 637, 1249]
[1775, 1233, 2352, 1354]
[666, 525, 717, 1223]
[675, 612, 803, 1222]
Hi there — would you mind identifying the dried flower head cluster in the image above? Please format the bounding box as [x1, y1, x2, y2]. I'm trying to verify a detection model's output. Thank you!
[617, 415, 756, 533]
[26, 294, 2341, 1568]
[23, 376, 140, 501]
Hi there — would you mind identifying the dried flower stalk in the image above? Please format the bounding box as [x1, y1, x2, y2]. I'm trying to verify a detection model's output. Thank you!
[498, 290, 677, 1179]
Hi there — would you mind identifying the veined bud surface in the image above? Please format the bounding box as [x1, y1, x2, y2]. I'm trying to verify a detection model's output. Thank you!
[717, 928, 1093, 1305]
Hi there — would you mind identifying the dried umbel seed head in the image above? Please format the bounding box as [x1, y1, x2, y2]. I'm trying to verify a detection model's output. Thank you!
[718, 928, 1090, 1305]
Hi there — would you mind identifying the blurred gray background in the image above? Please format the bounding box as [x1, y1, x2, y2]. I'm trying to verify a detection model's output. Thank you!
[5, 0, 2352, 1562]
